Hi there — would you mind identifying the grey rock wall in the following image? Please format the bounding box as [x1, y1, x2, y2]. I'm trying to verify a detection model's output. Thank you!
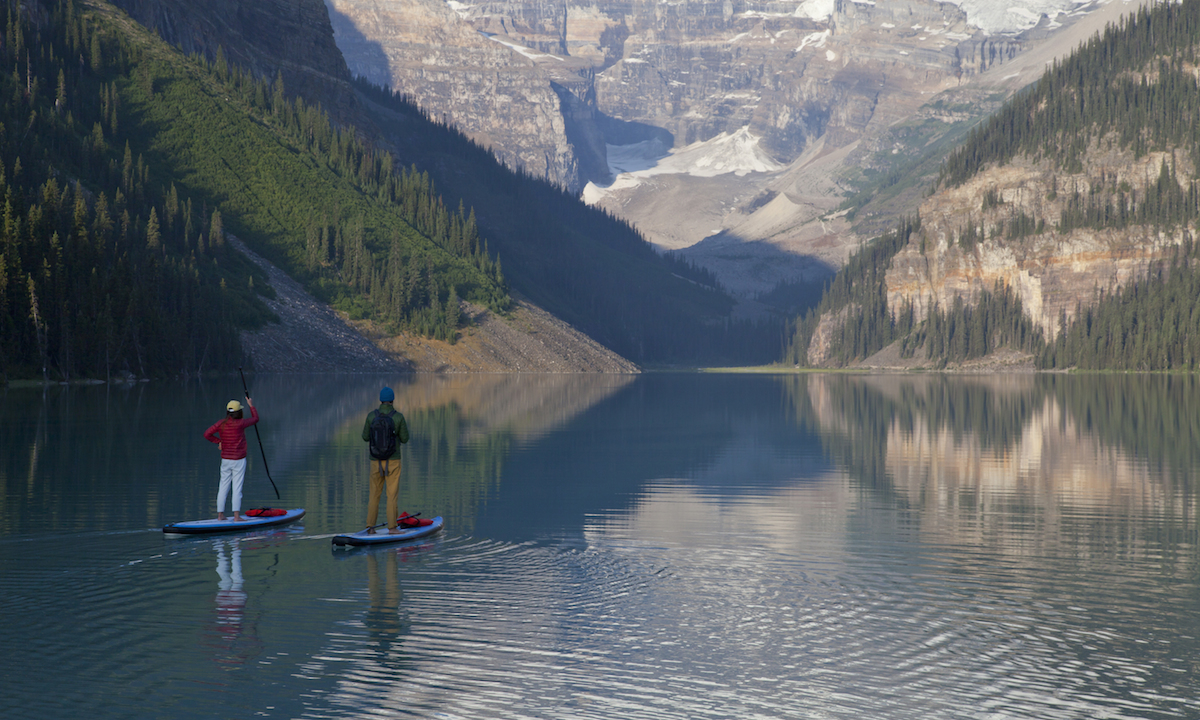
[325, 0, 586, 190]
[322, 0, 1025, 191]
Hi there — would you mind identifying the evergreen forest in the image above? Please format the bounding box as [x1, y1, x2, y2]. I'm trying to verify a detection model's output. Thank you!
[787, 0, 1200, 370]
[2, 0, 780, 382]
[2, 0, 260, 380]
[1, 0, 512, 380]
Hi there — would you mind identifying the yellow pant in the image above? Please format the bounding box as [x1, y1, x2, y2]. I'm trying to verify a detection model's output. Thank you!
[366, 458, 402, 529]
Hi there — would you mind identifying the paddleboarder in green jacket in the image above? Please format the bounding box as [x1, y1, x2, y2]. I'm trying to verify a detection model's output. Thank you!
[362, 387, 410, 534]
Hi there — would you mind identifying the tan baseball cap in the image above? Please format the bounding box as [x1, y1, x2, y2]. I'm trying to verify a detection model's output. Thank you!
[226, 400, 243, 412]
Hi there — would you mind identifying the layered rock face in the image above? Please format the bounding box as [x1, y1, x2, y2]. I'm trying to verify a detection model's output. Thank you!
[590, 0, 1013, 157]
[108, 0, 360, 121]
[322, 0, 1024, 193]
[324, 0, 590, 190]
[885, 147, 1197, 340]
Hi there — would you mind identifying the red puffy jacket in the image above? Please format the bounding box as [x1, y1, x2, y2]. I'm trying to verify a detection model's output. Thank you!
[204, 406, 259, 459]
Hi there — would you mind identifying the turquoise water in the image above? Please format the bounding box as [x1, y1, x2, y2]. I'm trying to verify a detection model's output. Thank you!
[2, 373, 1199, 719]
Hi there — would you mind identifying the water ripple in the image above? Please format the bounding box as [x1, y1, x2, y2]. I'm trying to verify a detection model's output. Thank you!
[4, 503, 1199, 719]
[274, 518, 1200, 720]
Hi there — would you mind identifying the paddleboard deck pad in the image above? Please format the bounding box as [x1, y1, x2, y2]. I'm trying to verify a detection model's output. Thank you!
[163, 508, 306, 534]
[332, 516, 443, 546]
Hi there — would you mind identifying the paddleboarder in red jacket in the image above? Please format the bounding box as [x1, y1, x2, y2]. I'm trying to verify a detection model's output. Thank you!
[204, 396, 259, 521]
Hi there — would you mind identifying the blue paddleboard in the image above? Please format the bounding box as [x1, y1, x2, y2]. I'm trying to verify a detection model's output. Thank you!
[163, 508, 306, 535]
[332, 516, 443, 546]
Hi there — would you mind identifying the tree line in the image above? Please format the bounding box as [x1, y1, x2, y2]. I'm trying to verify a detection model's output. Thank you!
[783, 218, 918, 366]
[160, 31, 512, 342]
[940, 0, 1200, 189]
[1043, 237, 1200, 370]
[197, 58, 511, 337]
[938, 0, 1200, 243]
[0, 0, 273, 381]
[785, 213, 1045, 368]
[1, 0, 524, 382]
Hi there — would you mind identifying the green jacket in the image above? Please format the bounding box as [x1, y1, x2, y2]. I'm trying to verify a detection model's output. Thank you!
[362, 402, 410, 458]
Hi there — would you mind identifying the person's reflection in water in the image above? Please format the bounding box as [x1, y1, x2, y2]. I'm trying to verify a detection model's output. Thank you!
[205, 537, 261, 668]
[215, 539, 246, 634]
[363, 551, 411, 669]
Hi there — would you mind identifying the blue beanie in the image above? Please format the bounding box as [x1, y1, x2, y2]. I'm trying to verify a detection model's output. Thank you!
[380, 386, 394, 403]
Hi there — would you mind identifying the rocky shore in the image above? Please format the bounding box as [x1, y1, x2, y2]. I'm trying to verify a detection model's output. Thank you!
[854, 343, 1037, 373]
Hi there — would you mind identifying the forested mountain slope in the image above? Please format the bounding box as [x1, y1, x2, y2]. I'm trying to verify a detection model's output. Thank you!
[787, 0, 1200, 371]
[0, 0, 514, 380]
[2, 0, 262, 380]
[2, 0, 777, 382]
[102, 0, 778, 368]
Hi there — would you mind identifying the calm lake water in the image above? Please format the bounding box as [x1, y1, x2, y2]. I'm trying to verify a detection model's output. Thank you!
[2, 372, 1199, 719]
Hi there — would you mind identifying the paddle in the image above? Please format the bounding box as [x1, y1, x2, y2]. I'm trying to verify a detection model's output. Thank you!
[238, 367, 280, 500]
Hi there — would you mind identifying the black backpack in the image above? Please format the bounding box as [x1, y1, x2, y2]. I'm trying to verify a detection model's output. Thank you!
[369, 408, 398, 460]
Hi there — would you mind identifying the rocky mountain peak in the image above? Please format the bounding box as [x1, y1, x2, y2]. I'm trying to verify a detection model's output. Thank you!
[324, 0, 1036, 196]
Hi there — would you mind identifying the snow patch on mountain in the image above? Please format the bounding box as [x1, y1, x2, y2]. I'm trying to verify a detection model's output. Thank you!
[787, 0, 1131, 35]
[484, 33, 563, 61]
[798, 29, 831, 52]
[582, 127, 781, 204]
[798, 0, 837, 21]
[668, 128, 783, 177]
[948, 0, 1135, 35]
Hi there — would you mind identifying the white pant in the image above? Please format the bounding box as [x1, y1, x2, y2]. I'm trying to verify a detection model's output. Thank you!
[217, 457, 247, 513]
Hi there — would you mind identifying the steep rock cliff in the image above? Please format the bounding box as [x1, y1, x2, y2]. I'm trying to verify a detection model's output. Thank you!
[321, 0, 1027, 198]
[325, 0, 595, 190]
[589, 0, 1015, 157]
[886, 146, 1198, 339]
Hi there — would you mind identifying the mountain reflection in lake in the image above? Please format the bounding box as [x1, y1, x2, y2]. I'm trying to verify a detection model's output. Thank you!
[2, 373, 1198, 719]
